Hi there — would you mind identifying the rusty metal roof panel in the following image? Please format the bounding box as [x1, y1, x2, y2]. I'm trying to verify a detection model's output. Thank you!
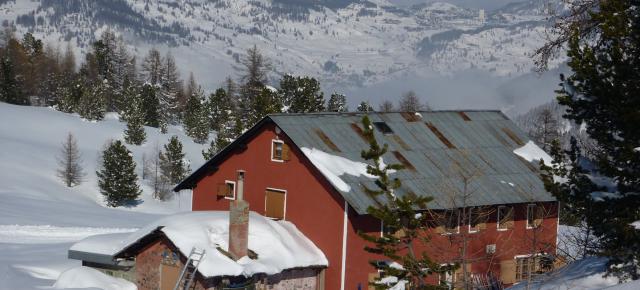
[269, 111, 554, 214]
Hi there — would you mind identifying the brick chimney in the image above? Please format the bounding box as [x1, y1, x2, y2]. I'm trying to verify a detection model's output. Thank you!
[228, 170, 249, 260]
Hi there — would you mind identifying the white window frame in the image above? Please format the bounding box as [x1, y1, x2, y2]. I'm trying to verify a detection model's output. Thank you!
[468, 207, 479, 234]
[526, 204, 536, 229]
[264, 187, 287, 220]
[224, 180, 236, 200]
[439, 263, 455, 289]
[442, 209, 460, 235]
[271, 139, 285, 162]
[497, 206, 509, 231]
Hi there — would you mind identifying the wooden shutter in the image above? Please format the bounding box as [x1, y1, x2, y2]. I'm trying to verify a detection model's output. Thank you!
[217, 183, 229, 197]
[500, 259, 517, 285]
[281, 143, 290, 161]
[534, 205, 544, 227]
[505, 207, 515, 229]
[160, 263, 180, 290]
[265, 189, 285, 219]
[367, 272, 380, 290]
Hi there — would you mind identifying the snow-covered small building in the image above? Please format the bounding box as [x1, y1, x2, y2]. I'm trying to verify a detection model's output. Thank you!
[68, 174, 328, 290]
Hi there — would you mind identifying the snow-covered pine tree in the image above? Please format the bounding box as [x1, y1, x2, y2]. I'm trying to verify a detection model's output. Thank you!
[327, 92, 348, 112]
[183, 82, 209, 144]
[540, 0, 640, 279]
[97, 140, 141, 207]
[202, 123, 233, 160]
[356, 101, 374, 112]
[205, 88, 233, 132]
[358, 115, 446, 289]
[123, 86, 147, 145]
[279, 74, 325, 113]
[56, 132, 85, 187]
[77, 78, 107, 121]
[529, 107, 560, 151]
[140, 48, 164, 85]
[160, 136, 190, 187]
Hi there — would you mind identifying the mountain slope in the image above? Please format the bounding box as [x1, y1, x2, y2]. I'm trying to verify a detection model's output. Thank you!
[0, 0, 563, 90]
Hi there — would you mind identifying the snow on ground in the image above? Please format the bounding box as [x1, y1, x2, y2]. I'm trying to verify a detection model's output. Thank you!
[0, 102, 209, 289]
[632, 221, 640, 230]
[71, 211, 328, 278]
[53, 266, 136, 290]
[513, 140, 553, 165]
[507, 257, 620, 290]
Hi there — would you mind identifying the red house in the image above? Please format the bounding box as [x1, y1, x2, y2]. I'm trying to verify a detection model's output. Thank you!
[174, 111, 558, 289]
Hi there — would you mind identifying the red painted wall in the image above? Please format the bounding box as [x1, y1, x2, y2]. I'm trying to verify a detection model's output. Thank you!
[191, 123, 559, 289]
[193, 123, 348, 290]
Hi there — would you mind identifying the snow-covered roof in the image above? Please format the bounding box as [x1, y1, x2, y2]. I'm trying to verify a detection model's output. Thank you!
[69, 211, 328, 278]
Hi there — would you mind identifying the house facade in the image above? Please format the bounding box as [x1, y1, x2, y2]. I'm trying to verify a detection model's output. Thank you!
[175, 111, 559, 289]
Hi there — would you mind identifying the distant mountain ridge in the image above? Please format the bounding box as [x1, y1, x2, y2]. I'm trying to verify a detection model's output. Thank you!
[0, 0, 565, 90]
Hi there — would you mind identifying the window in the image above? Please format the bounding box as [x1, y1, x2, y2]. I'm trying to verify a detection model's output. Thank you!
[216, 180, 236, 200]
[373, 121, 394, 134]
[527, 204, 543, 229]
[469, 206, 489, 233]
[469, 207, 480, 233]
[271, 140, 284, 161]
[497, 206, 514, 231]
[515, 255, 549, 282]
[443, 210, 460, 234]
[265, 188, 286, 220]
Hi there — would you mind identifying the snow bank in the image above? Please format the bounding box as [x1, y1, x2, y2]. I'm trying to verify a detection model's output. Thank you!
[631, 221, 640, 230]
[513, 141, 553, 165]
[71, 211, 328, 278]
[603, 279, 640, 289]
[53, 266, 136, 290]
[301, 147, 375, 191]
[507, 257, 619, 290]
[0, 225, 136, 244]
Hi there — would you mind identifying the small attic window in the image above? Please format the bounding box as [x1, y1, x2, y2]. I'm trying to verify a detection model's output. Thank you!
[373, 122, 393, 135]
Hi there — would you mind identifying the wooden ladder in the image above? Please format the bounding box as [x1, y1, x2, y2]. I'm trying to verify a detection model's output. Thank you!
[173, 247, 206, 290]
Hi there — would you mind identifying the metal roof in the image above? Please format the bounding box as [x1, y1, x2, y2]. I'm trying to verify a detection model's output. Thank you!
[269, 111, 554, 214]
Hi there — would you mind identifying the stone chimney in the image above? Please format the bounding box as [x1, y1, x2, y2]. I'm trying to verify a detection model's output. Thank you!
[228, 170, 249, 260]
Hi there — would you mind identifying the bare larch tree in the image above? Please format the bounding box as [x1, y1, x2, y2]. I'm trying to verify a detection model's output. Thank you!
[56, 132, 85, 187]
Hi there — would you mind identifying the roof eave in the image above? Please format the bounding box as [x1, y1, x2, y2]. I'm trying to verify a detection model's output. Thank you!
[173, 116, 275, 192]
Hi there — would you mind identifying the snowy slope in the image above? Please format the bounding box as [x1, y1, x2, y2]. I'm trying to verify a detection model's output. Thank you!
[0, 102, 207, 289]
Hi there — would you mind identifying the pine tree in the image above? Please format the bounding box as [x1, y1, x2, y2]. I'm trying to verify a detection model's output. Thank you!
[358, 116, 446, 289]
[356, 101, 374, 112]
[123, 86, 147, 145]
[327, 92, 348, 112]
[529, 108, 560, 151]
[56, 132, 85, 187]
[0, 55, 26, 105]
[140, 83, 162, 129]
[97, 140, 141, 207]
[279, 74, 325, 113]
[183, 83, 209, 144]
[541, 0, 640, 280]
[160, 136, 190, 186]
[248, 87, 282, 125]
[140, 48, 164, 85]
[78, 79, 107, 121]
[205, 88, 233, 132]
[202, 123, 233, 160]
[56, 75, 85, 113]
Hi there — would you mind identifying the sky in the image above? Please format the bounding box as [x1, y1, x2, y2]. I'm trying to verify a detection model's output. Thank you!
[389, 0, 522, 10]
